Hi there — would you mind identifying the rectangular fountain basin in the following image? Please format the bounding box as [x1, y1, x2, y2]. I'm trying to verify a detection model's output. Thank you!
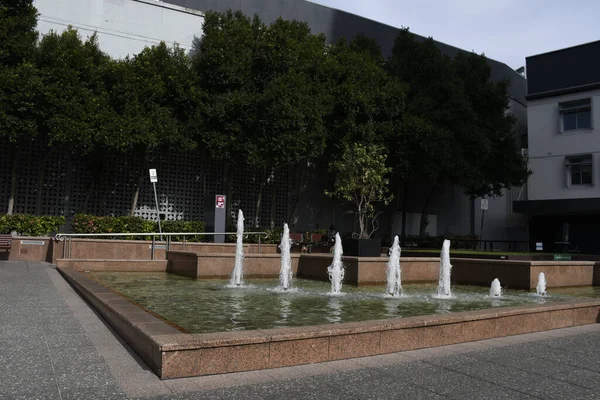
[57, 266, 600, 379]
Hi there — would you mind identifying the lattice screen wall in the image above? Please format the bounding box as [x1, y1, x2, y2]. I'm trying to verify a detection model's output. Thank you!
[0, 139, 295, 228]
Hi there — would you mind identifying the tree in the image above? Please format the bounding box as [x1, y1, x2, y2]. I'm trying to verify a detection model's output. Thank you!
[36, 28, 114, 214]
[453, 52, 530, 198]
[326, 143, 393, 239]
[191, 10, 264, 225]
[192, 11, 330, 227]
[388, 28, 473, 239]
[324, 35, 405, 154]
[106, 43, 198, 215]
[0, 0, 39, 214]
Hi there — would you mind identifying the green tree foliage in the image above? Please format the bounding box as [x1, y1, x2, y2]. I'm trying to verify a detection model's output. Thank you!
[0, 0, 38, 66]
[105, 42, 198, 215]
[192, 11, 330, 226]
[0, 0, 40, 214]
[326, 143, 393, 239]
[35, 28, 114, 214]
[388, 28, 529, 238]
[325, 35, 405, 153]
[453, 52, 531, 197]
[36, 28, 113, 151]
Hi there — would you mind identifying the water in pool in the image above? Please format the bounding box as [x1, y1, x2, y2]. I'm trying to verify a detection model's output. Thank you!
[90, 272, 600, 334]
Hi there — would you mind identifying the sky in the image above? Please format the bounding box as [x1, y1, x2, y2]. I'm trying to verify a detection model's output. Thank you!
[310, 0, 600, 70]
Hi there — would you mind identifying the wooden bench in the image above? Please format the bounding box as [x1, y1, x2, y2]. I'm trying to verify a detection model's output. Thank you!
[0, 234, 12, 252]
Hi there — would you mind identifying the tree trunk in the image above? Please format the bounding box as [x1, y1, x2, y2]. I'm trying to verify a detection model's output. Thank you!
[400, 182, 408, 246]
[269, 168, 277, 229]
[418, 183, 438, 241]
[254, 169, 266, 228]
[35, 149, 54, 215]
[63, 154, 73, 217]
[287, 163, 307, 227]
[82, 181, 95, 214]
[129, 149, 148, 217]
[7, 144, 19, 215]
[223, 162, 233, 229]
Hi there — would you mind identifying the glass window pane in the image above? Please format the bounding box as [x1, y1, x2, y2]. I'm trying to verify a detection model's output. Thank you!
[571, 165, 582, 185]
[577, 110, 592, 129]
[581, 164, 593, 184]
[563, 112, 577, 131]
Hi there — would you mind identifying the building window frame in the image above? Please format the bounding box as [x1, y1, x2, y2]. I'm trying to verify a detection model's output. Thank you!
[565, 154, 594, 187]
[559, 98, 592, 133]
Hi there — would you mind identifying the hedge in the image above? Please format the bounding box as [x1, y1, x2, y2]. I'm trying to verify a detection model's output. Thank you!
[0, 214, 65, 237]
[72, 214, 205, 241]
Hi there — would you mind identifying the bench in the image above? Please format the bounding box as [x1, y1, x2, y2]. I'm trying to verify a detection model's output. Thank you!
[0, 234, 12, 252]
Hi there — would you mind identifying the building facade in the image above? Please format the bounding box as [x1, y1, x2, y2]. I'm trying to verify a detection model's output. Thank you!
[514, 40, 600, 254]
[3, 0, 528, 243]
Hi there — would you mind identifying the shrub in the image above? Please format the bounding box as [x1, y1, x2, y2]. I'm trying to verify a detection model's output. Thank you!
[0, 214, 65, 237]
[161, 220, 206, 242]
[71, 214, 206, 241]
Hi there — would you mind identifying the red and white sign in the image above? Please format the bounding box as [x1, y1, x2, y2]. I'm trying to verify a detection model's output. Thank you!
[215, 195, 225, 209]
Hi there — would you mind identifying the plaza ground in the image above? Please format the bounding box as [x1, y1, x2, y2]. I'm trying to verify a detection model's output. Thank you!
[1, 261, 600, 399]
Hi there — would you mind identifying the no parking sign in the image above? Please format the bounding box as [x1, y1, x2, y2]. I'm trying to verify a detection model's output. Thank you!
[215, 195, 225, 209]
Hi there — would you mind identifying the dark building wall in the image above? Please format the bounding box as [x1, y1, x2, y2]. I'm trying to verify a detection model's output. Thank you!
[163, 0, 526, 105]
[526, 40, 600, 97]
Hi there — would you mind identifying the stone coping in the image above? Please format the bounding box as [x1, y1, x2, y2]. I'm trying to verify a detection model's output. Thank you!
[452, 258, 596, 266]
[57, 265, 600, 379]
[168, 251, 300, 259]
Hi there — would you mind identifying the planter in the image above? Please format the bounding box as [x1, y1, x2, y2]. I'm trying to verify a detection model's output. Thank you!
[342, 238, 382, 257]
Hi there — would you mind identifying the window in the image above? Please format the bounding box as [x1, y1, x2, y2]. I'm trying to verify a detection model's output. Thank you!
[566, 155, 593, 186]
[559, 98, 592, 132]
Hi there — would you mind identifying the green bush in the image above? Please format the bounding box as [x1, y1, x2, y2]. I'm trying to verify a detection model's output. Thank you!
[71, 214, 206, 241]
[161, 220, 206, 242]
[0, 214, 65, 236]
[72, 214, 155, 239]
[226, 226, 282, 244]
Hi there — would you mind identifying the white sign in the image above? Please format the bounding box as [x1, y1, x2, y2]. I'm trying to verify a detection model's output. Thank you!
[480, 199, 489, 210]
[536, 242, 543, 251]
[149, 169, 158, 183]
[215, 195, 225, 209]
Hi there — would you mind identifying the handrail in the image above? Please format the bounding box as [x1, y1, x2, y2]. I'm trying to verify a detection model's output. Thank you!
[54, 232, 267, 240]
[55, 231, 269, 260]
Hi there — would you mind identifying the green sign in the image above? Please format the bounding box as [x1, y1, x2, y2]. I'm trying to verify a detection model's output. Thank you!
[553, 254, 571, 261]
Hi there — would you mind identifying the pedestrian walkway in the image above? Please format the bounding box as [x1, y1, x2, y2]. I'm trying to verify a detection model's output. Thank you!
[1, 261, 600, 399]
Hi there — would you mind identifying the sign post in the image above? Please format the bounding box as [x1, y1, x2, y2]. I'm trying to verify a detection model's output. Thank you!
[214, 195, 226, 243]
[479, 198, 488, 247]
[149, 169, 163, 241]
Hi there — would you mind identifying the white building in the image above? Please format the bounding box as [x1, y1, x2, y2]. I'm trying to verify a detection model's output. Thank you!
[514, 40, 600, 254]
[34, 0, 204, 58]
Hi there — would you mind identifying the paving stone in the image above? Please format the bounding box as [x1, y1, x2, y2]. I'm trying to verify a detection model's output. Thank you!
[60, 385, 128, 400]
[0, 366, 57, 396]
[49, 344, 105, 367]
[55, 369, 119, 392]
[44, 332, 95, 349]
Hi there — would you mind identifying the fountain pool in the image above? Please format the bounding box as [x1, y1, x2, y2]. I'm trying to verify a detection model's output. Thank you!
[89, 272, 600, 334]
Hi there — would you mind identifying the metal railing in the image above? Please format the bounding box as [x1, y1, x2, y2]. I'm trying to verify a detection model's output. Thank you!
[54, 232, 268, 260]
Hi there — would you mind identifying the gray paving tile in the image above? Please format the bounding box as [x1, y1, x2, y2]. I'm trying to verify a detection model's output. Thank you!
[0, 323, 45, 339]
[546, 367, 600, 390]
[55, 369, 119, 392]
[0, 388, 62, 400]
[49, 344, 105, 367]
[60, 385, 128, 400]
[42, 320, 86, 335]
[311, 368, 444, 400]
[377, 361, 491, 396]
[451, 387, 540, 400]
[45, 332, 95, 349]
[171, 385, 265, 400]
[0, 367, 57, 396]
